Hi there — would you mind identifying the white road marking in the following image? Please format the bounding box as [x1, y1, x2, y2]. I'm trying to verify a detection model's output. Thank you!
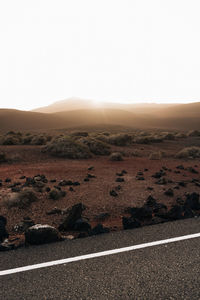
[0, 232, 199, 276]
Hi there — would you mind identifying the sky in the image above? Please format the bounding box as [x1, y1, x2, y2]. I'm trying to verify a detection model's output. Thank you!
[0, 0, 200, 110]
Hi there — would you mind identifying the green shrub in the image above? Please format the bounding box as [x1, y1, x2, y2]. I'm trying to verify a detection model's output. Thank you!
[175, 146, 200, 159]
[42, 136, 92, 159]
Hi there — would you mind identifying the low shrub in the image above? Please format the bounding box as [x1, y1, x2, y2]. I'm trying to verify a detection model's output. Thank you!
[31, 135, 47, 145]
[175, 146, 200, 159]
[70, 131, 89, 137]
[106, 134, 132, 146]
[2, 136, 22, 145]
[2, 189, 38, 209]
[109, 152, 123, 161]
[79, 137, 110, 155]
[162, 132, 175, 140]
[149, 151, 165, 160]
[22, 135, 33, 145]
[42, 136, 92, 159]
[175, 133, 187, 138]
[187, 130, 200, 137]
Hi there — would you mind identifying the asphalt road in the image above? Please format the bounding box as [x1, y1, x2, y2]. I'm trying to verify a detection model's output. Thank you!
[0, 218, 200, 300]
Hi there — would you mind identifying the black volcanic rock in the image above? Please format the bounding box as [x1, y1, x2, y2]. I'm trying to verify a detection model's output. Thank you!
[122, 217, 141, 230]
[0, 216, 9, 243]
[58, 203, 86, 231]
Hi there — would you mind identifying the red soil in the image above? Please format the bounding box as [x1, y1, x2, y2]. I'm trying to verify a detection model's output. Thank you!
[0, 141, 199, 236]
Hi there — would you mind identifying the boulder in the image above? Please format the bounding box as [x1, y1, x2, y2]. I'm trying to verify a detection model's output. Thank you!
[90, 224, 110, 235]
[129, 206, 152, 221]
[164, 188, 174, 197]
[167, 205, 183, 220]
[184, 193, 200, 210]
[110, 190, 118, 197]
[58, 203, 86, 231]
[14, 217, 35, 232]
[73, 218, 91, 231]
[25, 224, 61, 245]
[0, 216, 9, 243]
[122, 217, 141, 230]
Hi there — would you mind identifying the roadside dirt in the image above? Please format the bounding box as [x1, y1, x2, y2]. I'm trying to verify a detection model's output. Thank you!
[0, 139, 200, 236]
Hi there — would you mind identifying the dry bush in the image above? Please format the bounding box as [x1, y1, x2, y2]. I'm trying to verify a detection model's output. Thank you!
[175, 133, 187, 138]
[131, 149, 141, 157]
[162, 132, 175, 140]
[2, 189, 38, 209]
[175, 146, 200, 159]
[2, 136, 22, 145]
[31, 135, 47, 145]
[149, 151, 165, 160]
[134, 136, 152, 144]
[187, 130, 200, 137]
[79, 137, 110, 155]
[22, 135, 33, 145]
[42, 136, 92, 159]
[106, 134, 132, 146]
[109, 152, 123, 161]
[70, 131, 89, 137]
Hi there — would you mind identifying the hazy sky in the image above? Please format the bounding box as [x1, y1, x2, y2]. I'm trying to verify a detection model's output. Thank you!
[0, 0, 200, 110]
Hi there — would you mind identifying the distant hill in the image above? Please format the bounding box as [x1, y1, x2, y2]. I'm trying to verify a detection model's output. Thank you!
[33, 97, 178, 114]
[0, 102, 199, 131]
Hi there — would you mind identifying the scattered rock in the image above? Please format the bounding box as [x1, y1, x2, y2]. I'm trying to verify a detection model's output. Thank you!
[58, 203, 86, 231]
[164, 188, 174, 197]
[88, 166, 94, 171]
[94, 213, 110, 221]
[46, 207, 62, 215]
[187, 167, 198, 174]
[5, 178, 11, 183]
[129, 206, 152, 221]
[90, 224, 110, 235]
[152, 170, 166, 179]
[0, 216, 9, 243]
[122, 217, 141, 230]
[145, 195, 157, 207]
[73, 218, 91, 231]
[49, 189, 65, 200]
[87, 173, 96, 179]
[116, 177, 124, 183]
[136, 176, 144, 180]
[13, 217, 35, 232]
[178, 181, 187, 187]
[155, 177, 167, 185]
[184, 193, 200, 210]
[110, 190, 118, 197]
[176, 165, 184, 170]
[25, 224, 62, 245]
[167, 205, 183, 220]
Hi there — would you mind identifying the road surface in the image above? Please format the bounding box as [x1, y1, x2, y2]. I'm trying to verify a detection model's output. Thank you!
[0, 218, 200, 300]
